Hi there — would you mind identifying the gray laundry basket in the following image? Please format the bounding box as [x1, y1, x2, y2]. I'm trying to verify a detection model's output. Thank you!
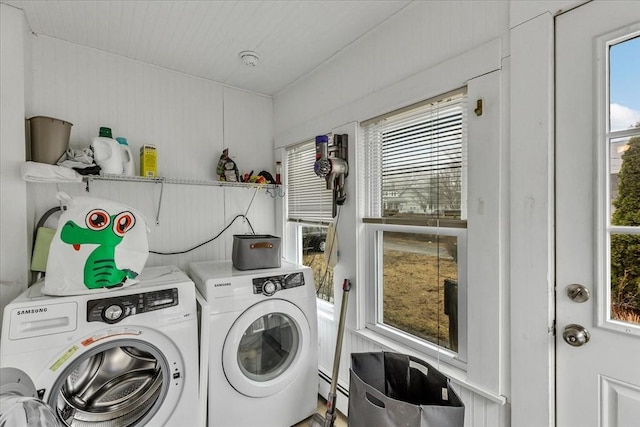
[348, 352, 465, 427]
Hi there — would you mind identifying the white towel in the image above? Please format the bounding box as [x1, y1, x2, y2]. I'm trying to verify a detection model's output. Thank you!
[57, 147, 95, 169]
[21, 161, 82, 183]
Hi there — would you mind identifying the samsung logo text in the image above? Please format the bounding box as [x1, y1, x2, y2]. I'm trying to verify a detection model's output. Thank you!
[17, 307, 48, 315]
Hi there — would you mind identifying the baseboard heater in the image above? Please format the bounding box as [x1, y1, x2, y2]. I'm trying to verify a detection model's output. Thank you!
[318, 370, 349, 398]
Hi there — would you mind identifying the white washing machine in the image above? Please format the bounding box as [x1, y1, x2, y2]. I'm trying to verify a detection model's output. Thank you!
[0, 266, 200, 427]
[188, 260, 318, 427]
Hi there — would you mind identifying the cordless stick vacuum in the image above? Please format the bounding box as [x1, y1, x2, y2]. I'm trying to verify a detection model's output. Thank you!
[310, 279, 352, 427]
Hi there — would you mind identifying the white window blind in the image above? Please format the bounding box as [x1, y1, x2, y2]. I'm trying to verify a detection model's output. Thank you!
[286, 140, 334, 223]
[362, 88, 468, 222]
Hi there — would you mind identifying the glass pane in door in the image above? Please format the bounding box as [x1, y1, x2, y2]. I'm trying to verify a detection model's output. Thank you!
[609, 36, 639, 132]
[608, 34, 640, 326]
[610, 136, 640, 225]
[610, 233, 640, 325]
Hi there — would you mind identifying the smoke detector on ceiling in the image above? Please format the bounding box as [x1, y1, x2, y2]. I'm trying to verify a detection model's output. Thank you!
[239, 51, 260, 67]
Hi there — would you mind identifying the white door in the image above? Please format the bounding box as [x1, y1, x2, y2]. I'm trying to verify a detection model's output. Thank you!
[556, 1, 640, 426]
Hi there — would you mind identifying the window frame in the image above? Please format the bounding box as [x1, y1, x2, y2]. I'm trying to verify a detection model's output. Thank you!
[354, 64, 504, 387]
[275, 40, 504, 397]
[364, 223, 468, 367]
[361, 88, 468, 221]
[360, 88, 469, 366]
[284, 138, 335, 305]
[597, 28, 640, 333]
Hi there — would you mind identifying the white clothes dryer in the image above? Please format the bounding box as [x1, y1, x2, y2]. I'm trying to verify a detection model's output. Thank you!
[188, 260, 318, 427]
[0, 266, 200, 427]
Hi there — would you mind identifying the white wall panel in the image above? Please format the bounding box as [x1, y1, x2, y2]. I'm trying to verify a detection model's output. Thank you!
[274, 1, 508, 141]
[25, 35, 275, 275]
[466, 71, 506, 394]
[223, 87, 274, 176]
[282, 2, 511, 426]
[28, 35, 228, 181]
[509, 13, 555, 427]
[0, 3, 29, 339]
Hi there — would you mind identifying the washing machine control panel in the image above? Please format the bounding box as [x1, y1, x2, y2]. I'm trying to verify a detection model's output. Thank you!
[252, 272, 305, 296]
[87, 288, 179, 323]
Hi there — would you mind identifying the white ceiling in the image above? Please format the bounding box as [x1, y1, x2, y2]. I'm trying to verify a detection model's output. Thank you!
[3, 0, 412, 96]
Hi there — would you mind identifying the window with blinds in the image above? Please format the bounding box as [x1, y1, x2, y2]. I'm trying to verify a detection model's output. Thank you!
[361, 88, 469, 356]
[286, 140, 334, 223]
[362, 88, 467, 225]
[286, 139, 335, 303]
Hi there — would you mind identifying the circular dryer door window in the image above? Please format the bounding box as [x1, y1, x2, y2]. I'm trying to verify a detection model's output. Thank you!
[223, 299, 311, 398]
[47, 338, 174, 427]
[237, 312, 299, 382]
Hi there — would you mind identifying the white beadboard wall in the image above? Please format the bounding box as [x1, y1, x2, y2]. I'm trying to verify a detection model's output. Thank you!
[25, 35, 276, 275]
[0, 3, 29, 339]
[273, 1, 509, 146]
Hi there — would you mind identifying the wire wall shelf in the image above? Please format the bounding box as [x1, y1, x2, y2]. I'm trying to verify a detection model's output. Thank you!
[84, 174, 279, 189]
[24, 168, 284, 225]
[82, 175, 284, 224]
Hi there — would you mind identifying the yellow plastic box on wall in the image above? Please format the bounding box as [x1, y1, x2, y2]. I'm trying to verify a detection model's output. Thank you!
[140, 144, 157, 177]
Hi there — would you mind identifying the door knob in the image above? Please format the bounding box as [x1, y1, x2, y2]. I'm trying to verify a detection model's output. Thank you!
[562, 324, 590, 347]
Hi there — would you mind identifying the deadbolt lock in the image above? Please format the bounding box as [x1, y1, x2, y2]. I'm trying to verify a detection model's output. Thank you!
[566, 284, 590, 303]
[562, 324, 590, 347]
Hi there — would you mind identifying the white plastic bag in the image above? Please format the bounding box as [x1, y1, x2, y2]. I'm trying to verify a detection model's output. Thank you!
[0, 395, 59, 427]
[43, 193, 149, 296]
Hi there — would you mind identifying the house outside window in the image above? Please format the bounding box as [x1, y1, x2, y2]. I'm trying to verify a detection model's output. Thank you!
[361, 88, 468, 359]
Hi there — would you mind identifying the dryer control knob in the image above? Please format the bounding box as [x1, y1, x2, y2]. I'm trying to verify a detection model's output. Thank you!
[103, 304, 124, 322]
[262, 280, 278, 296]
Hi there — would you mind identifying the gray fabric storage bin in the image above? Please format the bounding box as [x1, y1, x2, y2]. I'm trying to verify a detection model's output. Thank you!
[349, 352, 464, 427]
[232, 234, 281, 270]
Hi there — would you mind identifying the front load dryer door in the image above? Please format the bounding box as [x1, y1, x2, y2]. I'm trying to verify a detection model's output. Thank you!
[41, 329, 184, 427]
[223, 299, 311, 397]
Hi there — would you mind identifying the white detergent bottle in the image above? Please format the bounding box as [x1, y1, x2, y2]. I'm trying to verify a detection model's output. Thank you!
[91, 135, 123, 175]
[116, 137, 135, 176]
